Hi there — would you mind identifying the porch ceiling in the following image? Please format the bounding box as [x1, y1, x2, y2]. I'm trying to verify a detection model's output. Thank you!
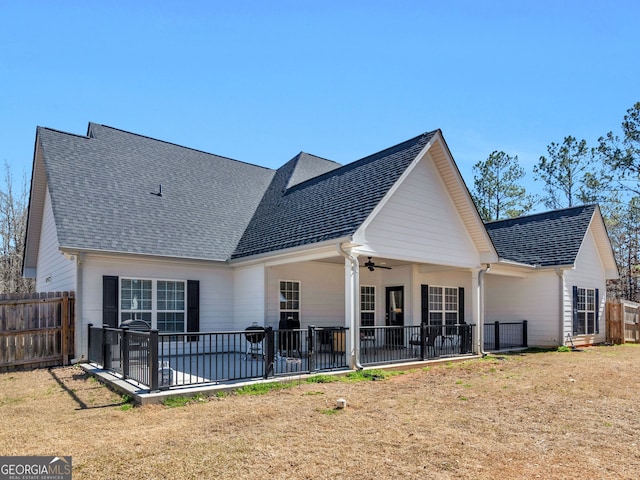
[312, 256, 460, 271]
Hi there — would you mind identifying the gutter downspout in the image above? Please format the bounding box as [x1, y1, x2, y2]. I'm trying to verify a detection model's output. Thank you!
[478, 264, 490, 356]
[71, 252, 85, 364]
[555, 268, 565, 346]
[337, 243, 363, 370]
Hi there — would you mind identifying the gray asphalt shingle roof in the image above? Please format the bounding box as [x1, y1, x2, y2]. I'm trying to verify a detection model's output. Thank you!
[38, 123, 274, 261]
[232, 131, 436, 259]
[485, 204, 596, 267]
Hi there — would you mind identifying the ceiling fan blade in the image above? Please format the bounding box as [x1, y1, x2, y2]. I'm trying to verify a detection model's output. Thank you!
[361, 257, 392, 270]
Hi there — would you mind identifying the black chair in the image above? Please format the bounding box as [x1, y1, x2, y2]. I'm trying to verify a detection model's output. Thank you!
[278, 317, 301, 357]
[410, 328, 437, 358]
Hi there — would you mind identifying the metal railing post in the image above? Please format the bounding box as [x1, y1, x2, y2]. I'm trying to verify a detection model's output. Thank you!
[121, 325, 130, 379]
[149, 329, 159, 391]
[264, 327, 274, 379]
[87, 323, 93, 362]
[522, 320, 528, 347]
[308, 326, 316, 373]
[494, 321, 501, 351]
[420, 323, 427, 361]
[102, 323, 111, 370]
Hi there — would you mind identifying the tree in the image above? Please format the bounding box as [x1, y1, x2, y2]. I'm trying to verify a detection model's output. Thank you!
[0, 163, 34, 294]
[471, 151, 534, 222]
[598, 101, 640, 195]
[534, 136, 609, 209]
[606, 197, 640, 302]
[598, 102, 640, 300]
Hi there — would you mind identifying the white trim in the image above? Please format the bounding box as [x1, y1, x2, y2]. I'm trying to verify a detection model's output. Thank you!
[427, 285, 460, 326]
[575, 286, 597, 335]
[119, 277, 187, 332]
[360, 284, 376, 326]
[278, 279, 301, 324]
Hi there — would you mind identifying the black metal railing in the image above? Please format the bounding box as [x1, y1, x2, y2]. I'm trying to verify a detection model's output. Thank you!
[87, 322, 478, 391]
[88, 324, 350, 391]
[483, 321, 528, 351]
[360, 324, 475, 366]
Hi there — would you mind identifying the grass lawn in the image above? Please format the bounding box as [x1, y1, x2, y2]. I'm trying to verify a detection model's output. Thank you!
[1, 345, 640, 479]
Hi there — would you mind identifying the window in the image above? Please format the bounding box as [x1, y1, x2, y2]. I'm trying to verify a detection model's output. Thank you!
[576, 287, 596, 335]
[120, 279, 152, 323]
[120, 278, 186, 333]
[157, 281, 186, 333]
[360, 286, 375, 336]
[429, 286, 459, 333]
[279, 281, 300, 325]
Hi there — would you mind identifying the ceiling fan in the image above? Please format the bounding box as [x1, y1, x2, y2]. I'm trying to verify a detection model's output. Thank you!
[363, 257, 392, 271]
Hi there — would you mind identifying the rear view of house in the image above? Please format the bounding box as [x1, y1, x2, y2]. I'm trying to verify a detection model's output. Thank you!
[22, 122, 618, 387]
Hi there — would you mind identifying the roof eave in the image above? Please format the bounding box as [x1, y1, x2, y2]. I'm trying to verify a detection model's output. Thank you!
[22, 129, 47, 275]
[229, 236, 354, 267]
[59, 246, 230, 265]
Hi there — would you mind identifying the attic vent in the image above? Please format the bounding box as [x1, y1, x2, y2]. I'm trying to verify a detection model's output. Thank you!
[150, 184, 163, 197]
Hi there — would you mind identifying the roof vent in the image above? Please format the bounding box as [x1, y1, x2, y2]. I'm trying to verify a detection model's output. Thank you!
[150, 184, 163, 197]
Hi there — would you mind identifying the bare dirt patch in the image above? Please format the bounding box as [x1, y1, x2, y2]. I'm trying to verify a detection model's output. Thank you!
[2, 346, 640, 479]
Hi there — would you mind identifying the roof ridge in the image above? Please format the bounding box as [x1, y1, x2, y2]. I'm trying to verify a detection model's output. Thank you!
[38, 126, 91, 140]
[298, 151, 341, 165]
[351, 130, 437, 166]
[87, 122, 274, 172]
[485, 204, 596, 226]
[283, 130, 437, 195]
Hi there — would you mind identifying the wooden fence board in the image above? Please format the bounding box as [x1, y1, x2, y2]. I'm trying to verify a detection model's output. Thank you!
[0, 291, 75, 371]
[606, 299, 640, 344]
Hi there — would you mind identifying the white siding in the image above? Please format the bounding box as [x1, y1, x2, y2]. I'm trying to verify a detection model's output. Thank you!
[265, 261, 345, 329]
[485, 270, 561, 347]
[35, 188, 76, 292]
[233, 264, 266, 330]
[363, 156, 480, 268]
[564, 228, 607, 345]
[78, 255, 233, 358]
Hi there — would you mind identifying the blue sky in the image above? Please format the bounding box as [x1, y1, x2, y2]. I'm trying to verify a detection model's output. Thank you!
[1, 1, 638, 205]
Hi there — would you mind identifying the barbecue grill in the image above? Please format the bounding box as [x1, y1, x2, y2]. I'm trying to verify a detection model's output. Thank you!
[244, 323, 265, 359]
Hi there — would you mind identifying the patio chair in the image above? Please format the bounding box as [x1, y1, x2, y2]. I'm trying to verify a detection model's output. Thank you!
[410, 329, 437, 358]
[360, 329, 376, 354]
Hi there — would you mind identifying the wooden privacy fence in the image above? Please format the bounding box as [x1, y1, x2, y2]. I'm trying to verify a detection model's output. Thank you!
[606, 299, 640, 344]
[0, 291, 75, 371]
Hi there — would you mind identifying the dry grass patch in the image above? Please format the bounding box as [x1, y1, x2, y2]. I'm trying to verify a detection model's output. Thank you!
[2, 346, 640, 479]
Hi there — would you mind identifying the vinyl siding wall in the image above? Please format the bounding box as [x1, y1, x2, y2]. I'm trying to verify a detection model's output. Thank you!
[35, 188, 76, 292]
[233, 264, 266, 330]
[363, 156, 480, 268]
[78, 255, 233, 358]
[485, 270, 561, 347]
[563, 228, 607, 345]
[265, 261, 345, 329]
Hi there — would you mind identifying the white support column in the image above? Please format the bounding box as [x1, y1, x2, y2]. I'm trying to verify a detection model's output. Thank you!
[343, 255, 360, 369]
[336, 242, 362, 369]
[471, 269, 480, 354]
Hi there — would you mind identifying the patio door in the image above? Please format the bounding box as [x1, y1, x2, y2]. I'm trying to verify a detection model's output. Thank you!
[385, 286, 404, 346]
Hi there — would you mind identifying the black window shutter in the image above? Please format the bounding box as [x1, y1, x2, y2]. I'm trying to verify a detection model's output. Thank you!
[572, 286, 579, 336]
[458, 287, 465, 324]
[103, 276, 119, 328]
[595, 288, 600, 334]
[187, 280, 200, 341]
[421, 285, 429, 325]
